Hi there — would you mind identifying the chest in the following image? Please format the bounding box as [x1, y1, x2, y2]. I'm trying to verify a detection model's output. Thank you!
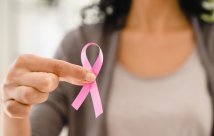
[107, 50, 213, 136]
[118, 30, 195, 78]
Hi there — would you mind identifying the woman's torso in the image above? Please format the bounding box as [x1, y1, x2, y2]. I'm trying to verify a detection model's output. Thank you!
[107, 21, 213, 135]
[108, 49, 213, 136]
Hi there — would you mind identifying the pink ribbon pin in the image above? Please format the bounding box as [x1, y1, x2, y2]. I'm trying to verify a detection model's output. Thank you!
[71, 42, 103, 118]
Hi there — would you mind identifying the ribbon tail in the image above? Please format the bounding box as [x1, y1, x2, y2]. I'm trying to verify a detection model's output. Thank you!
[90, 81, 103, 118]
[71, 85, 91, 110]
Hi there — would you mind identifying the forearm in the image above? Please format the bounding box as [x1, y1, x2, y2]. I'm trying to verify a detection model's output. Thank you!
[2, 112, 31, 136]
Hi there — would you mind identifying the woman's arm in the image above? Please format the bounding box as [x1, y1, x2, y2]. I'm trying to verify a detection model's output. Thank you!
[2, 112, 31, 136]
[1, 30, 95, 136]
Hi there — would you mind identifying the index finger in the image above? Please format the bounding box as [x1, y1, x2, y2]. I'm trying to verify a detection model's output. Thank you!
[15, 54, 96, 84]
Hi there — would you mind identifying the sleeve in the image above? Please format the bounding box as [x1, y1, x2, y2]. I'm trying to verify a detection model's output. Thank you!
[30, 29, 83, 136]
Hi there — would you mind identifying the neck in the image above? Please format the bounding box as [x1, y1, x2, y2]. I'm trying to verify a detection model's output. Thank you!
[126, 0, 190, 33]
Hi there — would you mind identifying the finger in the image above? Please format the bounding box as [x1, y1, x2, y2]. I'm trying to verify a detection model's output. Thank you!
[3, 100, 31, 118]
[15, 72, 59, 92]
[15, 54, 96, 84]
[7, 86, 49, 105]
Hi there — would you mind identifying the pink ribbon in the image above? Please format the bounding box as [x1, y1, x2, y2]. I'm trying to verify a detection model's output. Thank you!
[71, 42, 103, 118]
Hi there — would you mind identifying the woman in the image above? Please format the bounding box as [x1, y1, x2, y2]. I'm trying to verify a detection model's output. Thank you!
[2, 0, 214, 136]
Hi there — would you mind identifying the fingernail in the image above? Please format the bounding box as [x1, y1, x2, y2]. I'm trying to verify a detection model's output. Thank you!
[85, 72, 96, 82]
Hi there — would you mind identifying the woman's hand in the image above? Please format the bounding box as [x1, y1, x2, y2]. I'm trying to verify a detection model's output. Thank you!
[1, 54, 96, 118]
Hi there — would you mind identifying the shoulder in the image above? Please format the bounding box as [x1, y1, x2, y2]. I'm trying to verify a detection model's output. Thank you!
[54, 23, 105, 64]
[63, 23, 104, 45]
[200, 23, 214, 58]
[192, 16, 214, 59]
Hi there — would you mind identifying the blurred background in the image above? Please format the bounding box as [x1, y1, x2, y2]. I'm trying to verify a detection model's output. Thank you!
[0, 0, 97, 135]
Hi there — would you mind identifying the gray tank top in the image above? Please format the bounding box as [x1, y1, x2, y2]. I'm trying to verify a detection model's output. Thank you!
[107, 49, 213, 136]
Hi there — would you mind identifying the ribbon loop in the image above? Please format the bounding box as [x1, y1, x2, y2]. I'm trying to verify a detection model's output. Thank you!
[71, 42, 103, 118]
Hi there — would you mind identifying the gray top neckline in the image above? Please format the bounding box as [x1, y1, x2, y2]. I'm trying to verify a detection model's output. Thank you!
[107, 48, 212, 136]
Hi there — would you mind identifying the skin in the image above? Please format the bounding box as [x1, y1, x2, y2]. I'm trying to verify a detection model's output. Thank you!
[1, 0, 195, 135]
[118, 0, 195, 77]
[1, 54, 96, 136]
